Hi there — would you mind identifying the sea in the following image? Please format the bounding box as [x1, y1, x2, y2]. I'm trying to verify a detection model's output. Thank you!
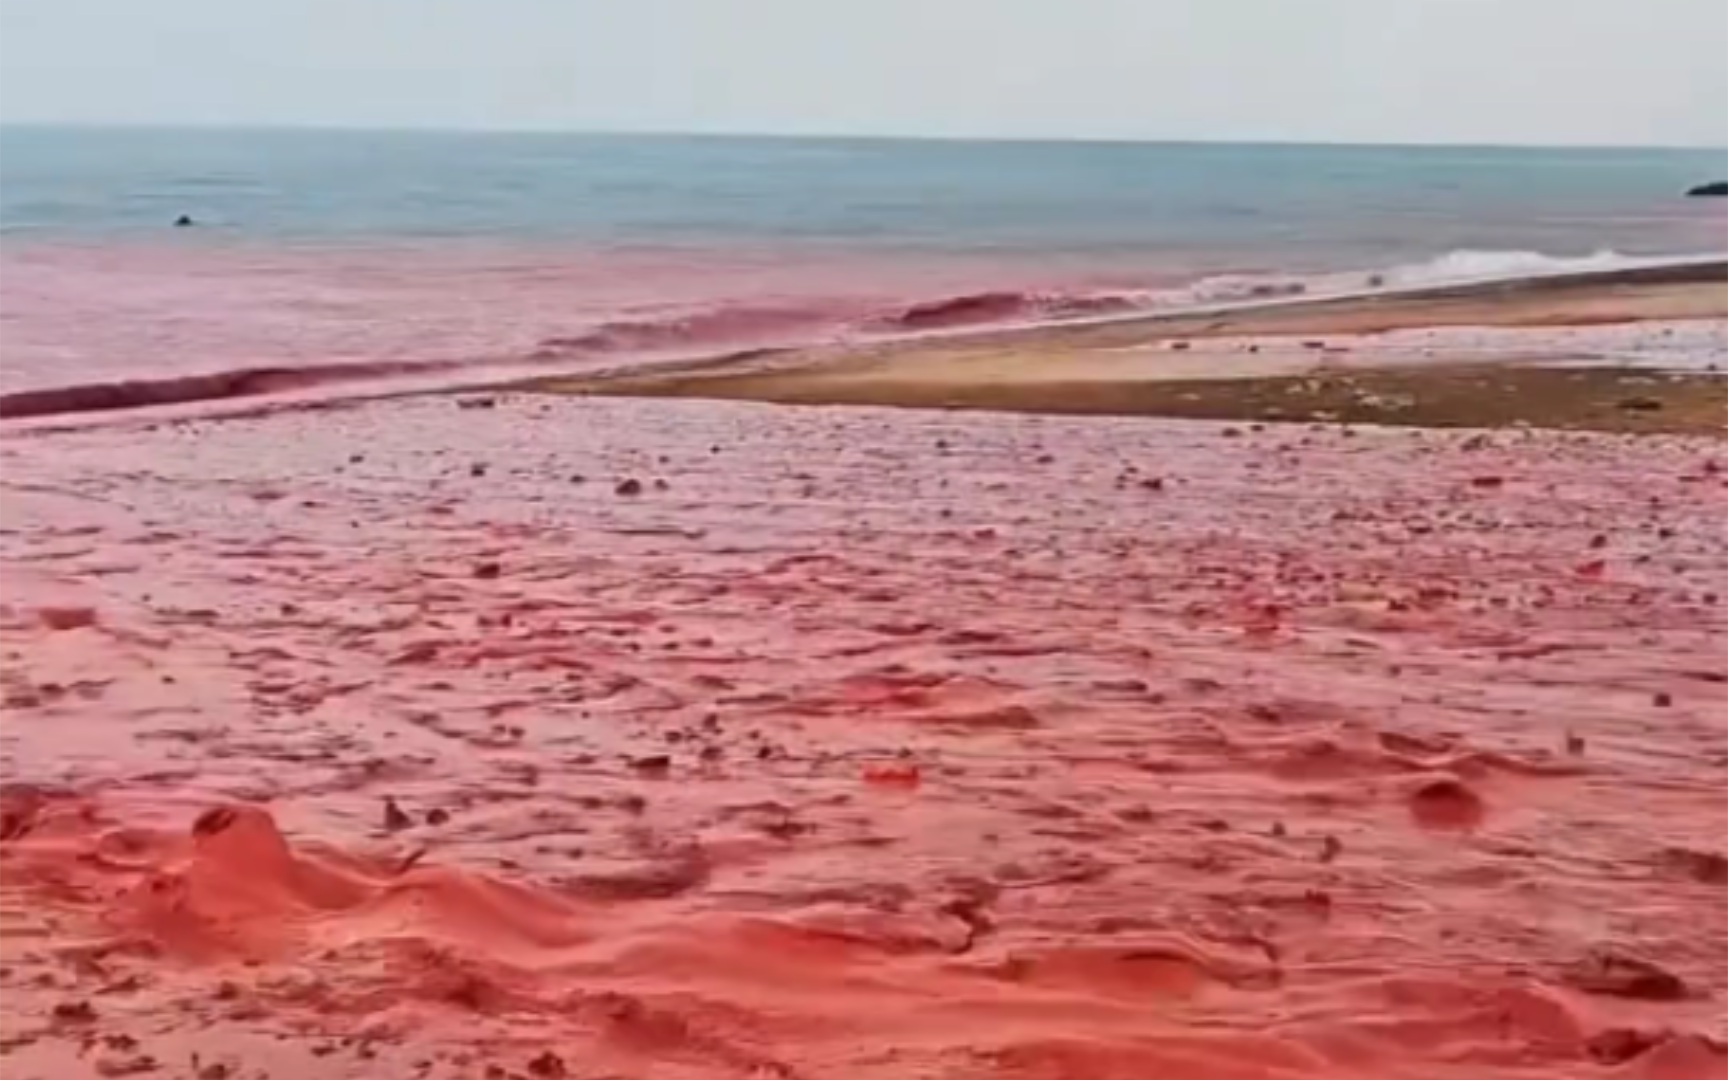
[1, 125, 1723, 413]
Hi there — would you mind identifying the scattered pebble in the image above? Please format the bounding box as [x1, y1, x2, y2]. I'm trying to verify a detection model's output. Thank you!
[1616, 397, 1664, 412]
[1565, 949, 1689, 1001]
[615, 478, 644, 496]
[383, 797, 413, 832]
[1407, 777, 1486, 830]
[51, 1000, 97, 1024]
[38, 606, 98, 631]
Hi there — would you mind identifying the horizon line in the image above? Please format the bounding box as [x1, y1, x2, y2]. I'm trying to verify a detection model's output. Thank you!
[2, 118, 1724, 155]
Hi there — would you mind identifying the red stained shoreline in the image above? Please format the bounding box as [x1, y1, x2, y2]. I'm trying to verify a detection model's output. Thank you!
[1, 394, 1725, 1079]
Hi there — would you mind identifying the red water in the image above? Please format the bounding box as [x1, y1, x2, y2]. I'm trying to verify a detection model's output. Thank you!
[0, 242, 1188, 418]
[1, 395, 1725, 1080]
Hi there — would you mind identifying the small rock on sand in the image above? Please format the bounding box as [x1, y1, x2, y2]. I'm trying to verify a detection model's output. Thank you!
[38, 606, 98, 631]
[1565, 950, 1689, 1000]
[383, 797, 413, 832]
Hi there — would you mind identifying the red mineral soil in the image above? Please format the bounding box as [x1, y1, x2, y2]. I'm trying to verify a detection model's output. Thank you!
[1, 393, 1726, 1080]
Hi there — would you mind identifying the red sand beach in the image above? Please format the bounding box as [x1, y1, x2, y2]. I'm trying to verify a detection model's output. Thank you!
[2, 378, 1726, 1078]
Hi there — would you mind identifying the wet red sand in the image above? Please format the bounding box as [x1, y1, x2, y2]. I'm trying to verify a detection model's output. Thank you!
[1, 395, 1725, 1079]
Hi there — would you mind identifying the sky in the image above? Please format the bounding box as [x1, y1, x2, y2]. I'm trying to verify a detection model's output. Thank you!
[2, 0, 1726, 147]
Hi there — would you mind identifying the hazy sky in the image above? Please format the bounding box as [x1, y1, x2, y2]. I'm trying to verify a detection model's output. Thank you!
[3, 0, 1726, 146]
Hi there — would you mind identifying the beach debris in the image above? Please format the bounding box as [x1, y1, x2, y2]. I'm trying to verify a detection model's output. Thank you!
[1565, 731, 1586, 756]
[653, 478, 670, 490]
[1169, 340, 1191, 351]
[456, 396, 498, 410]
[1318, 835, 1343, 863]
[1588, 533, 1608, 549]
[615, 477, 644, 496]
[1574, 559, 1607, 580]
[1140, 477, 1166, 491]
[1616, 396, 1663, 412]
[472, 561, 502, 580]
[469, 462, 488, 477]
[1653, 691, 1673, 708]
[1470, 475, 1505, 489]
[629, 754, 672, 775]
[425, 807, 450, 826]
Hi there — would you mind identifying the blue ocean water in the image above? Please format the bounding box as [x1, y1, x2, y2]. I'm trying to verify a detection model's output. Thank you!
[0, 125, 1723, 403]
[4, 126, 1724, 261]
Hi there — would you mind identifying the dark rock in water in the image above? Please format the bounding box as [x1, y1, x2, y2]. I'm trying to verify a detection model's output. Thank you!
[1685, 181, 1728, 197]
[174, 214, 195, 227]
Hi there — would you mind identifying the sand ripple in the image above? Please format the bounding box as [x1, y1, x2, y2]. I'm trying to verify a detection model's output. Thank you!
[1, 396, 1724, 1078]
